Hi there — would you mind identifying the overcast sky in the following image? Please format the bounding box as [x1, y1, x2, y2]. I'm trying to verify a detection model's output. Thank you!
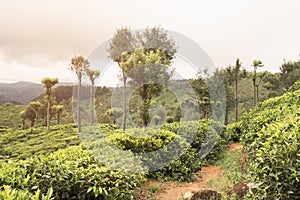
[0, 0, 300, 85]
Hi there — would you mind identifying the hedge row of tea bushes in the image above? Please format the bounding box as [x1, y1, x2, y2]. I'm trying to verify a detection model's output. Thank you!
[109, 120, 226, 181]
[0, 103, 25, 129]
[0, 145, 145, 199]
[0, 120, 225, 199]
[0, 185, 53, 200]
[0, 124, 118, 160]
[231, 81, 300, 199]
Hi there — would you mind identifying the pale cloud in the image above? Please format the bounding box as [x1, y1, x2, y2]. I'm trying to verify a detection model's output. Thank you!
[0, 0, 300, 83]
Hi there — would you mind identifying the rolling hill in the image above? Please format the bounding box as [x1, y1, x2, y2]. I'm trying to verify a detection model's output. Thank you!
[0, 81, 73, 104]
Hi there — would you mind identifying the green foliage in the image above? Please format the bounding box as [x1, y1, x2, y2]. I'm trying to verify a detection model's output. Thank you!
[208, 150, 246, 195]
[0, 124, 80, 160]
[0, 102, 25, 129]
[0, 145, 145, 200]
[0, 123, 119, 161]
[109, 120, 225, 181]
[240, 83, 300, 199]
[0, 185, 53, 200]
[280, 60, 300, 90]
[225, 122, 243, 142]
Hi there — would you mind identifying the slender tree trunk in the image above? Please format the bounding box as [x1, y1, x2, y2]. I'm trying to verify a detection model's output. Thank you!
[78, 79, 81, 132]
[35, 112, 38, 127]
[22, 118, 25, 130]
[141, 84, 148, 127]
[253, 80, 256, 106]
[47, 98, 50, 132]
[57, 113, 60, 124]
[224, 101, 229, 125]
[235, 77, 239, 122]
[122, 72, 127, 131]
[253, 67, 257, 107]
[256, 85, 259, 104]
[91, 82, 94, 124]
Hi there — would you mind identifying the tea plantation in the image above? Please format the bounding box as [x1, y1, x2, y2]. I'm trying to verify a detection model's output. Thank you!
[228, 81, 300, 199]
[0, 81, 300, 199]
[0, 119, 226, 199]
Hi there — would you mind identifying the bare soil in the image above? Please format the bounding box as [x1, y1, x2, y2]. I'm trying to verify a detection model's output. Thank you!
[138, 142, 243, 200]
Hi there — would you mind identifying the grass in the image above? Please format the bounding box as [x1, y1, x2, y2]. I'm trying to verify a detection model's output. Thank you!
[207, 148, 247, 197]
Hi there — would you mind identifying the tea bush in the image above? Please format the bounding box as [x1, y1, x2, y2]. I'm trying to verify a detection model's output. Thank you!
[0, 123, 118, 160]
[109, 120, 225, 181]
[0, 185, 53, 200]
[0, 145, 145, 200]
[240, 82, 300, 199]
[225, 122, 243, 142]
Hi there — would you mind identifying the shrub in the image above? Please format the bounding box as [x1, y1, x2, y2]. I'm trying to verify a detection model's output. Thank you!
[108, 120, 225, 181]
[240, 84, 300, 199]
[0, 145, 145, 200]
[225, 122, 243, 142]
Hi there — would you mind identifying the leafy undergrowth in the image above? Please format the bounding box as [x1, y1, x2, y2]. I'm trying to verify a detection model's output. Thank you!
[0, 145, 145, 199]
[228, 81, 300, 199]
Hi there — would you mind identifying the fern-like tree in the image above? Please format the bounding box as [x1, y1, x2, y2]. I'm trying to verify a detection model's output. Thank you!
[85, 68, 100, 124]
[69, 55, 90, 132]
[107, 27, 136, 130]
[252, 60, 264, 106]
[53, 104, 64, 124]
[41, 77, 59, 132]
[29, 101, 42, 127]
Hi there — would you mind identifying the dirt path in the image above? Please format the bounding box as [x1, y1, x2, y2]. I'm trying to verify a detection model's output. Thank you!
[139, 142, 242, 200]
[154, 165, 223, 200]
[227, 142, 243, 152]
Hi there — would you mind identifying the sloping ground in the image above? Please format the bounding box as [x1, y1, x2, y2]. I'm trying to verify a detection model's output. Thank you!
[138, 143, 243, 200]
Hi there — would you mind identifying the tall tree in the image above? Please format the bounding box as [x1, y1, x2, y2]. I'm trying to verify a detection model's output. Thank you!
[107, 27, 136, 130]
[280, 60, 300, 90]
[69, 55, 90, 132]
[85, 68, 100, 124]
[137, 26, 177, 60]
[53, 104, 64, 124]
[255, 71, 267, 103]
[252, 60, 264, 106]
[122, 48, 173, 127]
[218, 67, 235, 124]
[29, 101, 42, 127]
[234, 59, 241, 122]
[24, 106, 36, 127]
[41, 77, 58, 132]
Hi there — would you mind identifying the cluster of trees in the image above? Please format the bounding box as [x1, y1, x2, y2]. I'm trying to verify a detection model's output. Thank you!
[107, 26, 177, 129]
[19, 25, 300, 131]
[192, 57, 300, 124]
[21, 57, 100, 132]
[21, 78, 61, 131]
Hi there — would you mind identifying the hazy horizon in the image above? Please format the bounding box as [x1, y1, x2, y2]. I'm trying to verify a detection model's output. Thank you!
[1, 0, 300, 85]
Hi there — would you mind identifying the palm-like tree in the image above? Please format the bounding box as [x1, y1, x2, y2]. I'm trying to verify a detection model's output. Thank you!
[69, 55, 90, 132]
[29, 101, 42, 127]
[85, 68, 100, 124]
[107, 27, 135, 130]
[41, 77, 59, 132]
[252, 60, 264, 106]
[53, 104, 64, 124]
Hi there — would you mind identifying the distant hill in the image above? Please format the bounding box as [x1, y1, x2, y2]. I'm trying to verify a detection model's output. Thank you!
[0, 81, 74, 104]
